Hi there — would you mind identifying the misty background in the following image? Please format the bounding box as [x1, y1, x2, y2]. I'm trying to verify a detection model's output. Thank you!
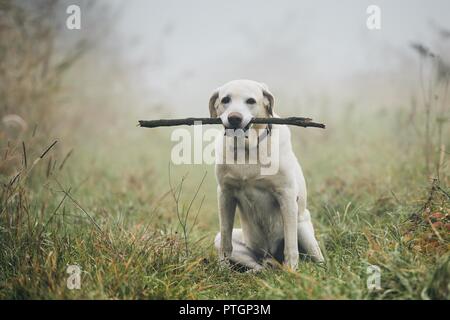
[1, 0, 449, 300]
[59, 0, 450, 120]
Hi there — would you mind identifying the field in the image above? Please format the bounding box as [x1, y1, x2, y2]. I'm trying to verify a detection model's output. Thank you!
[0, 0, 449, 300]
[1, 108, 449, 299]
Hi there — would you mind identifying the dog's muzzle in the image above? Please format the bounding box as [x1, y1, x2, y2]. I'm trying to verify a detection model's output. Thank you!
[227, 112, 243, 128]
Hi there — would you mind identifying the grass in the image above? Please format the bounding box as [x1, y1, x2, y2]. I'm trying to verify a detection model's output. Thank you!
[0, 0, 449, 300]
[1, 109, 449, 300]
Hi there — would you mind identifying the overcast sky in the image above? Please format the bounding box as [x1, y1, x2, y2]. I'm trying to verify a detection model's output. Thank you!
[96, 0, 450, 114]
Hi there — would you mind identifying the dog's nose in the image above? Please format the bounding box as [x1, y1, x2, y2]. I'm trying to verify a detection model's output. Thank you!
[227, 112, 243, 128]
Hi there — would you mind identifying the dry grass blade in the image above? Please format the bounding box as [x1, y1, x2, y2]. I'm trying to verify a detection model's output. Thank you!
[59, 149, 73, 171]
[40, 140, 58, 159]
[21, 141, 27, 169]
[38, 187, 71, 237]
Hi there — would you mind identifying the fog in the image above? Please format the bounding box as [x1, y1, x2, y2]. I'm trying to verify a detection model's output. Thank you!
[74, 0, 450, 115]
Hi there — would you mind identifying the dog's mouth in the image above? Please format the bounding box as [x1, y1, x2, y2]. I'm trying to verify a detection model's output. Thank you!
[224, 122, 252, 137]
[224, 122, 251, 131]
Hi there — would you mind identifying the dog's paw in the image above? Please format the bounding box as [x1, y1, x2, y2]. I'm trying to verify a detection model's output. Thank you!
[312, 253, 325, 264]
[219, 245, 232, 261]
[218, 257, 232, 269]
[283, 252, 299, 270]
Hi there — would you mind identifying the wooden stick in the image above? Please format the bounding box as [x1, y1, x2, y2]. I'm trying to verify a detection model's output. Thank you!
[138, 117, 325, 129]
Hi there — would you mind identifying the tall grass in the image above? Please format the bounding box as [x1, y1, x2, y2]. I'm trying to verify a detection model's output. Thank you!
[1, 107, 448, 299]
[0, 0, 449, 300]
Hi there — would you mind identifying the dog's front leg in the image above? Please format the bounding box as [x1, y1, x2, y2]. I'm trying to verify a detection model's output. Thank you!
[217, 186, 236, 263]
[276, 190, 299, 270]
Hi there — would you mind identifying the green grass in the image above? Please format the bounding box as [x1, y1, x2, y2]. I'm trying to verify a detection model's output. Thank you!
[0, 110, 449, 299]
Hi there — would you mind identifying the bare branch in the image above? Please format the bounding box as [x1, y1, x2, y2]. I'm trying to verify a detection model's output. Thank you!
[138, 117, 326, 129]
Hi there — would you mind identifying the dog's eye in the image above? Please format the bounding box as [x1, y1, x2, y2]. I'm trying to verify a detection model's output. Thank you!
[221, 96, 231, 104]
[246, 98, 256, 104]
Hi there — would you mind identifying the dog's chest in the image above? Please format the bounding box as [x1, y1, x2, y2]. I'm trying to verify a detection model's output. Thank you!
[220, 163, 268, 185]
[217, 165, 285, 253]
[233, 185, 278, 215]
[219, 164, 278, 208]
[223, 168, 282, 225]
[234, 183, 284, 252]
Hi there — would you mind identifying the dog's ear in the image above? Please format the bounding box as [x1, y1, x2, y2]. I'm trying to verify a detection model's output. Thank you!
[260, 83, 274, 116]
[209, 89, 219, 118]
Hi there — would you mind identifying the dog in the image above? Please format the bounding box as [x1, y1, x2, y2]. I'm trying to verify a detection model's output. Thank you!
[210, 79, 324, 271]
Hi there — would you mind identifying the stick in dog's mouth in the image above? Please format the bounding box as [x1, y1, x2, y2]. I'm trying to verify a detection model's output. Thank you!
[138, 117, 326, 129]
[223, 122, 268, 139]
[224, 121, 252, 132]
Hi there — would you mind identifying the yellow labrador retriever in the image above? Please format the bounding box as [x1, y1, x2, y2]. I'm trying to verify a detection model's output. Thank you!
[210, 79, 324, 271]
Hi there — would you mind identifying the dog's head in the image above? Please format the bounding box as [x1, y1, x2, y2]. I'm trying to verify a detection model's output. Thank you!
[209, 80, 274, 131]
